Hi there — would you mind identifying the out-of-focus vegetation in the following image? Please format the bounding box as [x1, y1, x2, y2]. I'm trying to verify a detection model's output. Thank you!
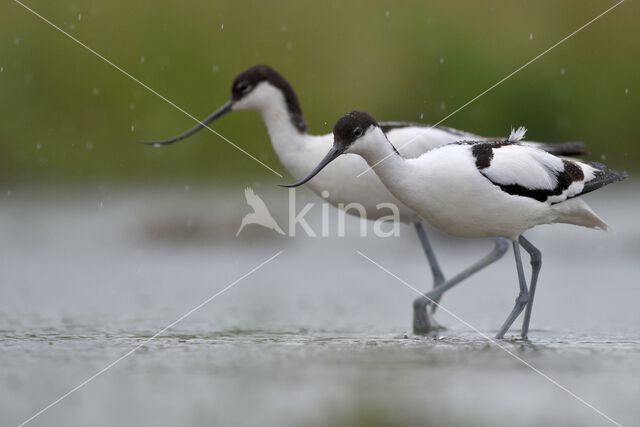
[0, 0, 637, 184]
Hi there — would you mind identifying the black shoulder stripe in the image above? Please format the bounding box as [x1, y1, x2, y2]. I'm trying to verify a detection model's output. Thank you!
[470, 140, 515, 169]
[472, 143, 494, 169]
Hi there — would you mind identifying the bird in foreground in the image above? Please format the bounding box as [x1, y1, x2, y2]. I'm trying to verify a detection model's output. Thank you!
[143, 64, 588, 335]
[284, 110, 627, 339]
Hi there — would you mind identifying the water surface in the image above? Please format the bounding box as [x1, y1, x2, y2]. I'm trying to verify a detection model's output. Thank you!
[1, 185, 638, 426]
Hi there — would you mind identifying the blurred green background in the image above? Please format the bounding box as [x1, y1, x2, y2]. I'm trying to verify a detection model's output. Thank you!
[1, 0, 637, 185]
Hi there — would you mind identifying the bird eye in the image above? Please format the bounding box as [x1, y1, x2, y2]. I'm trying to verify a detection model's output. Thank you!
[237, 81, 252, 94]
[353, 128, 363, 137]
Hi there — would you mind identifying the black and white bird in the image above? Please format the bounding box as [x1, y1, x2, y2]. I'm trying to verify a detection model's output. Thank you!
[284, 111, 627, 339]
[144, 65, 588, 334]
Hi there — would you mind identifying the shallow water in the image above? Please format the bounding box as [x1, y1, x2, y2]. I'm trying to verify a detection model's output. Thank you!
[1, 183, 639, 426]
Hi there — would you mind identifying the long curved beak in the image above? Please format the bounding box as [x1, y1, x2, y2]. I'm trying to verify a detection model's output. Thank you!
[279, 146, 344, 188]
[141, 101, 233, 146]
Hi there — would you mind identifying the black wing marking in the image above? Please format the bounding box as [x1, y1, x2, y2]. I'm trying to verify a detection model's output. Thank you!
[472, 142, 587, 203]
[492, 160, 584, 203]
[470, 140, 514, 169]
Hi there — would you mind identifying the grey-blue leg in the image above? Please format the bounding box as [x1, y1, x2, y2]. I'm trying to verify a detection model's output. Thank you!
[518, 235, 541, 339]
[413, 222, 446, 334]
[495, 240, 530, 339]
[413, 222, 446, 289]
[413, 237, 509, 335]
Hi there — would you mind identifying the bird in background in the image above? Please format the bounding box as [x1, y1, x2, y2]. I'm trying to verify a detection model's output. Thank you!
[236, 187, 285, 237]
[143, 64, 588, 335]
[284, 110, 627, 339]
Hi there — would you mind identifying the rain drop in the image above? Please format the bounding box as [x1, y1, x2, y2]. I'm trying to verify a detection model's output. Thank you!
[0, 66, 4, 73]
[440, 102, 446, 111]
[420, 113, 424, 120]
[280, 25, 288, 32]
[69, 23, 76, 31]
[286, 41, 293, 49]
[129, 103, 136, 110]
[385, 10, 390, 17]
[560, 68, 566, 75]
[153, 143, 161, 148]
[212, 64, 219, 72]
[78, 13, 82, 21]
[92, 87, 100, 96]
[624, 88, 629, 95]
[140, 56, 145, 64]
[99, 201, 104, 209]
[220, 23, 224, 30]
[130, 124, 135, 132]
[36, 143, 42, 151]
[85, 141, 94, 150]
[439, 57, 445, 65]
[529, 33, 533, 40]
[14, 37, 20, 45]
[601, 154, 607, 161]
[185, 185, 190, 192]
[321, 190, 330, 198]
[6, 191, 12, 197]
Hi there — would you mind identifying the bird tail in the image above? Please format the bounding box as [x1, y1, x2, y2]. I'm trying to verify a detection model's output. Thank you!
[579, 161, 628, 195]
[551, 198, 609, 231]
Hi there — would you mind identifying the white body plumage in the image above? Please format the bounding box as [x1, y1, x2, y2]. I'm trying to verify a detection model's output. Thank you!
[344, 126, 608, 240]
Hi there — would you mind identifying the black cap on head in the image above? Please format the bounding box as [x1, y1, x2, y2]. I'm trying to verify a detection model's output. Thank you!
[231, 65, 276, 100]
[333, 110, 379, 150]
[232, 65, 307, 132]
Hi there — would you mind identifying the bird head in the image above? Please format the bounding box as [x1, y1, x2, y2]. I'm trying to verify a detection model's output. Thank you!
[281, 111, 382, 188]
[141, 65, 305, 147]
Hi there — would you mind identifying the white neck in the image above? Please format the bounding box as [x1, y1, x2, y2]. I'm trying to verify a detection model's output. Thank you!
[254, 96, 326, 181]
[259, 100, 308, 150]
[234, 82, 311, 157]
[351, 129, 412, 197]
[355, 130, 405, 173]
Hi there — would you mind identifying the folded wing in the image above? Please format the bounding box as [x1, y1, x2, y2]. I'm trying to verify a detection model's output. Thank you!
[472, 142, 623, 204]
